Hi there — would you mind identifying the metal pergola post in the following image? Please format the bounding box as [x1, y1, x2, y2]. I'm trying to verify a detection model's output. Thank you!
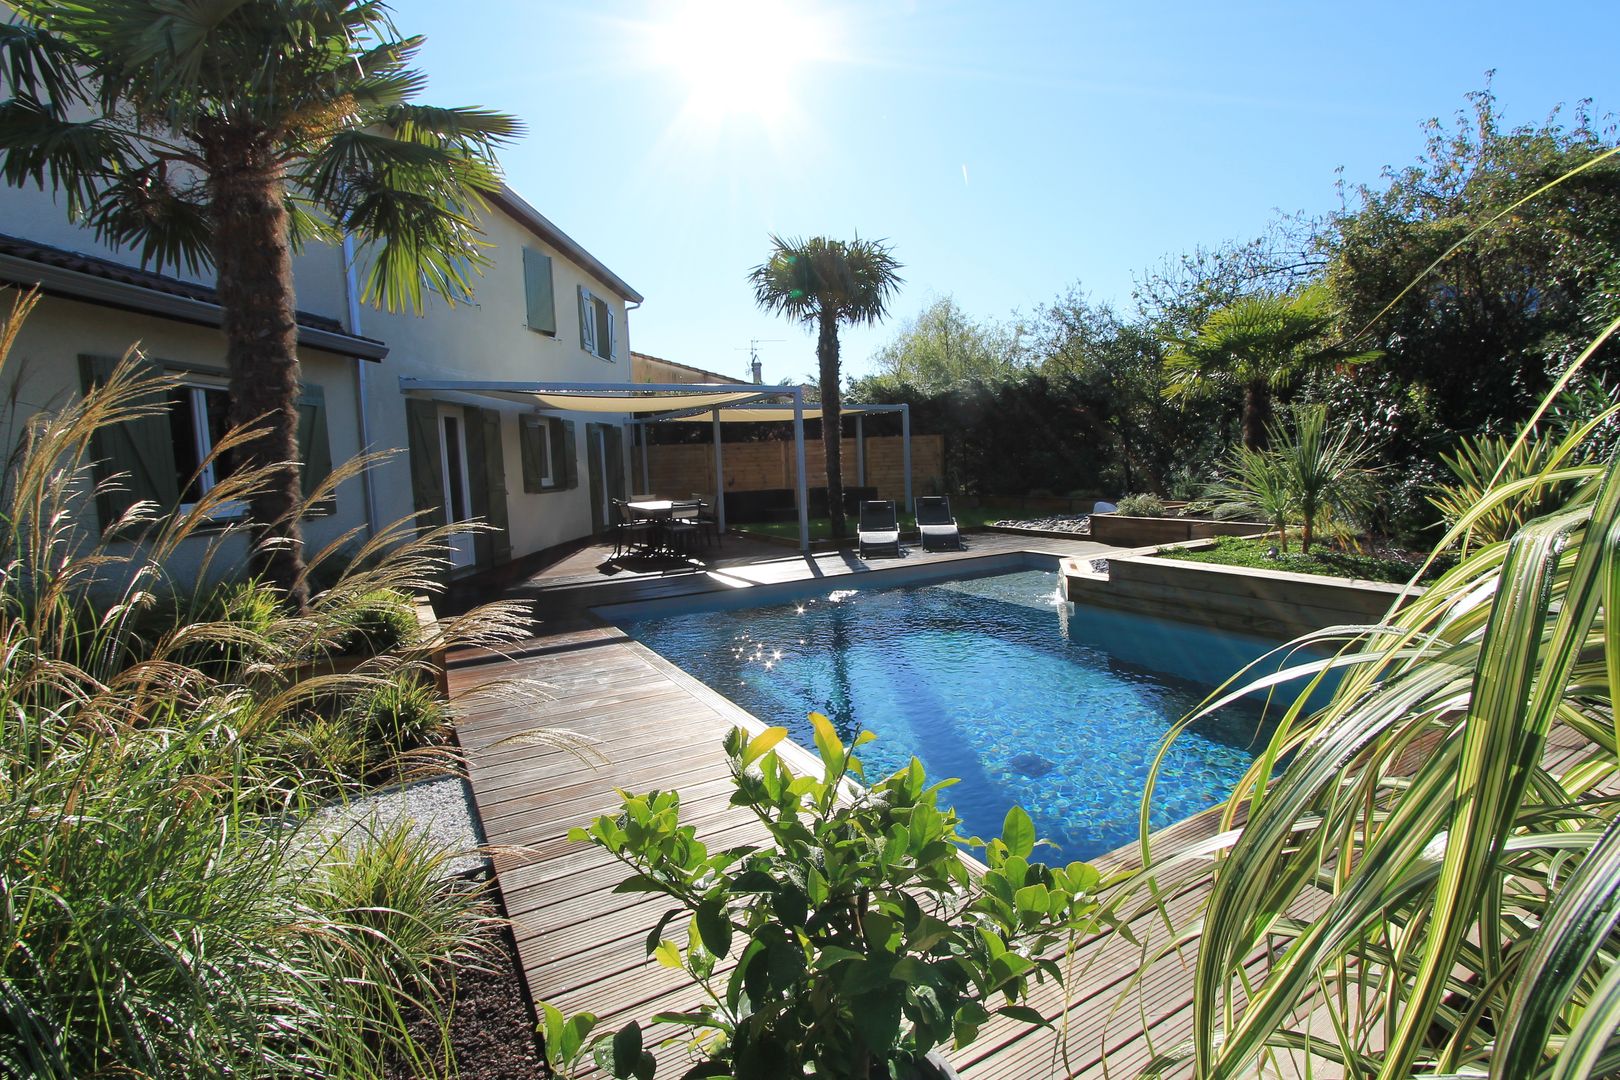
[711, 409, 726, 534]
[855, 414, 866, 488]
[792, 387, 810, 554]
[901, 404, 913, 518]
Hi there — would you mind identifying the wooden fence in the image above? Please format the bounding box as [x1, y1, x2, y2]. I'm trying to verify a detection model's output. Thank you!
[641, 434, 943, 504]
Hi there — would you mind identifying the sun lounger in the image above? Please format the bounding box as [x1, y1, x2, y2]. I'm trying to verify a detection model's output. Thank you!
[914, 496, 963, 551]
[858, 500, 902, 558]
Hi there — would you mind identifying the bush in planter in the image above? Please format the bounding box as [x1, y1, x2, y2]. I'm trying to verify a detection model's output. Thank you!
[329, 588, 422, 658]
[348, 676, 449, 753]
[1114, 492, 1166, 517]
[542, 716, 1101, 1079]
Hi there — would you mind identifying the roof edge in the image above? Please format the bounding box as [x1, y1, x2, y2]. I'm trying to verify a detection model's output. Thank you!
[0, 245, 388, 361]
[489, 186, 644, 305]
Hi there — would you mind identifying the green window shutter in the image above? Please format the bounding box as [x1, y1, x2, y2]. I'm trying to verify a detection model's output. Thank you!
[578, 286, 596, 354]
[520, 418, 548, 493]
[295, 382, 334, 512]
[585, 423, 605, 538]
[522, 248, 556, 334]
[603, 306, 617, 361]
[404, 397, 446, 529]
[605, 425, 625, 502]
[78, 353, 179, 532]
[557, 419, 579, 490]
[463, 407, 511, 567]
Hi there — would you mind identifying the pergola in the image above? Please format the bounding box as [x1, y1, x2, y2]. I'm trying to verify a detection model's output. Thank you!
[397, 378, 911, 552]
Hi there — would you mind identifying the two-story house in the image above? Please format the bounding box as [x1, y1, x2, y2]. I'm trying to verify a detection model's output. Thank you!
[0, 179, 642, 582]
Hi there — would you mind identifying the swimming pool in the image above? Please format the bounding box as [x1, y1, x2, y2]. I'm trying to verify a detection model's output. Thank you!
[612, 561, 1298, 861]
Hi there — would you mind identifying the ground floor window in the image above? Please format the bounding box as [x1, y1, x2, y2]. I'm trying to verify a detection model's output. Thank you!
[521, 416, 557, 491]
[166, 380, 238, 508]
[79, 354, 333, 532]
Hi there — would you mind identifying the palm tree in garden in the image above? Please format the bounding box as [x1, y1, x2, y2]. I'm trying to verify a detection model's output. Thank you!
[0, 0, 518, 608]
[750, 235, 902, 539]
[1163, 283, 1377, 450]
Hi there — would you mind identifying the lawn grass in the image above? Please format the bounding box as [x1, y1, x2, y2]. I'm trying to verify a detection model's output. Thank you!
[737, 505, 1007, 541]
[1154, 534, 1454, 585]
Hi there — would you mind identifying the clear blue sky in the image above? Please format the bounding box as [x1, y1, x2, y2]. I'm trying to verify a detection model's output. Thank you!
[390, 1, 1618, 384]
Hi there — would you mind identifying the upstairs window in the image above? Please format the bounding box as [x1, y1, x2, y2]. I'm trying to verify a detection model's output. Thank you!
[578, 285, 615, 361]
[523, 247, 556, 333]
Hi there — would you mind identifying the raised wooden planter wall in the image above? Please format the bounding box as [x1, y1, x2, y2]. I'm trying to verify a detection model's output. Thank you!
[1087, 514, 1267, 547]
[1066, 552, 1414, 639]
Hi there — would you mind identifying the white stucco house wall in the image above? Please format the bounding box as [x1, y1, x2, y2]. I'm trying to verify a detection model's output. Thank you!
[0, 177, 643, 583]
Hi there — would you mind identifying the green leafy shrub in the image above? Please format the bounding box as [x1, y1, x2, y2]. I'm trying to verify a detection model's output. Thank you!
[331, 588, 422, 657]
[543, 716, 1101, 1079]
[1208, 405, 1377, 553]
[350, 676, 449, 753]
[1115, 492, 1167, 516]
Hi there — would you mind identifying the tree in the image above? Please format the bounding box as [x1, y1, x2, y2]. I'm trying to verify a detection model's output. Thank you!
[863, 295, 1024, 396]
[0, 0, 518, 607]
[1162, 284, 1377, 450]
[1323, 83, 1620, 439]
[749, 235, 902, 538]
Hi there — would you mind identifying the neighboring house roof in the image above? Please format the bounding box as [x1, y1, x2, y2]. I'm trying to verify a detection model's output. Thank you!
[489, 186, 644, 305]
[631, 350, 745, 385]
[0, 232, 389, 361]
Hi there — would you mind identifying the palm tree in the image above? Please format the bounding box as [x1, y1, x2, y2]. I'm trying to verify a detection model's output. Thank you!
[1163, 284, 1378, 450]
[750, 235, 902, 539]
[0, 0, 518, 608]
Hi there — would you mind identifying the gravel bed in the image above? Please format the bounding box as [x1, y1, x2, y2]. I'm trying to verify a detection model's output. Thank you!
[989, 514, 1091, 534]
[316, 775, 487, 877]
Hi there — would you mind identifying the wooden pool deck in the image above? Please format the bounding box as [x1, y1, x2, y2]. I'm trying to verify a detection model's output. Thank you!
[446, 531, 1530, 1077]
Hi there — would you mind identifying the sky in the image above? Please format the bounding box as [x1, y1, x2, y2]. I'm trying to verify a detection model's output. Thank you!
[389, 0, 1619, 385]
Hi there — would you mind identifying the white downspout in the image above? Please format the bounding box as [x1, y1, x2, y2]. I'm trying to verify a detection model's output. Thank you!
[342, 234, 381, 539]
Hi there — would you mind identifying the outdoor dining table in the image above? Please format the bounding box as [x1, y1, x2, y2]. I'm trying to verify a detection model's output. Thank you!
[626, 499, 676, 519]
[626, 499, 702, 555]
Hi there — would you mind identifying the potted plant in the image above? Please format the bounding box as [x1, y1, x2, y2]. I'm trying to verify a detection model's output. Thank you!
[540, 716, 1102, 1079]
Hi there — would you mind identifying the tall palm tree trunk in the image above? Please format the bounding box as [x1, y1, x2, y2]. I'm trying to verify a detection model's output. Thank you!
[818, 313, 846, 538]
[207, 135, 308, 610]
[1242, 379, 1272, 451]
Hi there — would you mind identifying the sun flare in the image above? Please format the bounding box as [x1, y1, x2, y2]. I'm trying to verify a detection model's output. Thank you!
[651, 0, 830, 122]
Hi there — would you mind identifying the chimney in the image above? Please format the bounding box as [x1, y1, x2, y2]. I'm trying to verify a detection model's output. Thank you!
[751, 357, 763, 384]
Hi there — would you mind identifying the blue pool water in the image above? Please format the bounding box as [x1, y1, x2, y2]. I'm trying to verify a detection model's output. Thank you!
[618, 566, 1298, 861]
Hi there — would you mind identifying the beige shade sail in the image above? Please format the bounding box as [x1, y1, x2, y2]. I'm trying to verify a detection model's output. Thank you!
[660, 404, 904, 423]
[397, 378, 779, 415]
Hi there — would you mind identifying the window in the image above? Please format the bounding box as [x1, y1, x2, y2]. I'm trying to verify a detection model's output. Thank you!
[578, 285, 615, 360]
[424, 254, 475, 303]
[520, 416, 556, 491]
[78, 355, 334, 532]
[523, 248, 556, 334]
[167, 380, 239, 509]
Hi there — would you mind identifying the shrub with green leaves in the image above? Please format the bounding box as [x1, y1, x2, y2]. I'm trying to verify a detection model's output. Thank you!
[1114, 492, 1166, 516]
[331, 588, 422, 657]
[350, 676, 449, 753]
[543, 716, 1100, 1079]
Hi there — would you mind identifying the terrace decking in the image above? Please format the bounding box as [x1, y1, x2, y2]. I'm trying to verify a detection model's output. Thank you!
[447, 534, 1598, 1078]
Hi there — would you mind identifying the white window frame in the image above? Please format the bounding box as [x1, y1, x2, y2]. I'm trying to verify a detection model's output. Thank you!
[579, 285, 616, 361]
[174, 377, 246, 518]
[524, 415, 557, 489]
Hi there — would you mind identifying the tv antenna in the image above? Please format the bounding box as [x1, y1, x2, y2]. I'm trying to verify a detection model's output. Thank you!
[738, 338, 783, 381]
